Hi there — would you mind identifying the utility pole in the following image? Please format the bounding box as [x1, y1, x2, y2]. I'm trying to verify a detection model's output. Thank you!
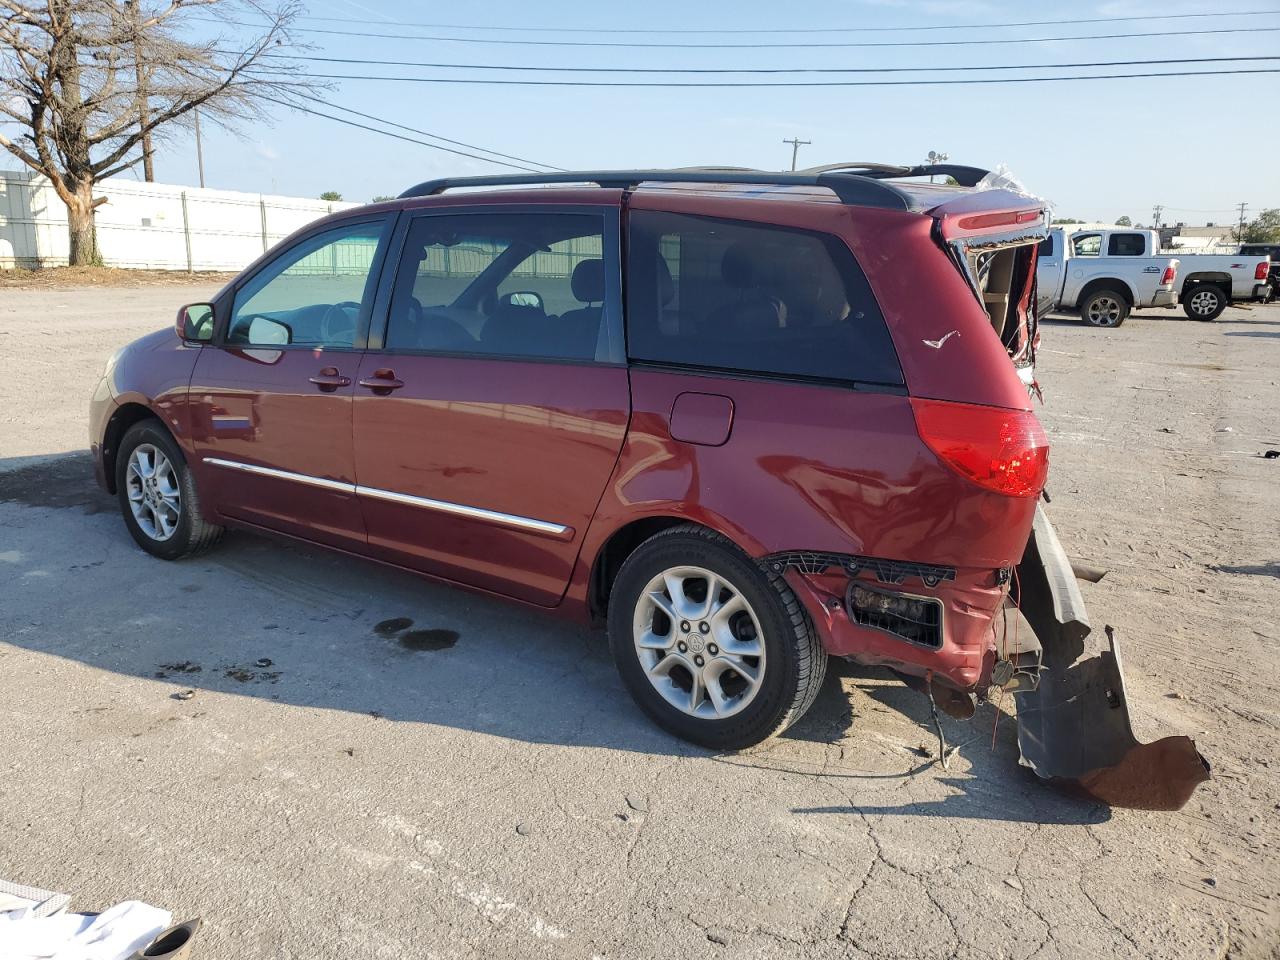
[193, 108, 205, 188]
[1151, 204, 1163, 229]
[783, 137, 810, 172]
[126, 0, 154, 182]
[1235, 201, 1249, 241]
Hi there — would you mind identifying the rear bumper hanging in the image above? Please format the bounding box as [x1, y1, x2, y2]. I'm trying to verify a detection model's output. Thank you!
[1013, 507, 1210, 810]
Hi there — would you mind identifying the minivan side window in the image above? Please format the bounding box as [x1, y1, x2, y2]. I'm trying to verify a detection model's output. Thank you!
[1108, 233, 1146, 256]
[383, 213, 610, 361]
[228, 220, 387, 348]
[626, 211, 903, 386]
[1072, 234, 1102, 257]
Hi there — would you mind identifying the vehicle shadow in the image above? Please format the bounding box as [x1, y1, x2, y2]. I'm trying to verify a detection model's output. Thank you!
[1224, 331, 1280, 338]
[1211, 561, 1280, 578]
[727, 660, 1109, 825]
[0, 452, 1106, 825]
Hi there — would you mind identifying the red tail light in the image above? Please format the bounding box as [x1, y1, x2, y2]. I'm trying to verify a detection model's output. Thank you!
[1257, 261, 1270, 281]
[1161, 265, 1177, 285]
[910, 398, 1049, 498]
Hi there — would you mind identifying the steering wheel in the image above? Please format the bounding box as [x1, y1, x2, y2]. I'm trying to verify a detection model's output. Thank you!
[320, 301, 360, 345]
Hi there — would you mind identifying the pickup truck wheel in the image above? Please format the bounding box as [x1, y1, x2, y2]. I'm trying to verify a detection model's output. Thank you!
[1080, 290, 1129, 327]
[115, 420, 224, 560]
[607, 525, 826, 751]
[1182, 285, 1227, 321]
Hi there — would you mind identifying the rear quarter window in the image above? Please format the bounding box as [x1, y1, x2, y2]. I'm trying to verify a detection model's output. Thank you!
[1108, 233, 1146, 256]
[625, 211, 903, 386]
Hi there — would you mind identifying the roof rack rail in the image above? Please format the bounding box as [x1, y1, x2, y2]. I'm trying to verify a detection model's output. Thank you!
[798, 162, 990, 186]
[397, 169, 917, 210]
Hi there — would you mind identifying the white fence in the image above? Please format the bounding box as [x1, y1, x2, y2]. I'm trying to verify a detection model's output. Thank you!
[0, 168, 357, 271]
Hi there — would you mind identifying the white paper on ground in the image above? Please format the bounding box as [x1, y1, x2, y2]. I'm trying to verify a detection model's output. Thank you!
[0, 900, 172, 960]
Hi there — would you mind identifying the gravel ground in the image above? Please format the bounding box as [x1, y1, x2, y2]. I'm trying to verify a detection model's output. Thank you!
[1, 287, 1277, 959]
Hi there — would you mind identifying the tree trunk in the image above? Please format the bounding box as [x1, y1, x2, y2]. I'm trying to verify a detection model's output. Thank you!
[65, 181, 100, 266]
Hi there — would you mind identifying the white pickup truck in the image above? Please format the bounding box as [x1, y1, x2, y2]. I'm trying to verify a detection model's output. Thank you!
[1036, 225, 1178, 327]
[1039, 225, 1272, 324]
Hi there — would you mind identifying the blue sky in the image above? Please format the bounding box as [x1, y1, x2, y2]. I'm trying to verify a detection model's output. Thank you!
[142, 0, 1277, 225]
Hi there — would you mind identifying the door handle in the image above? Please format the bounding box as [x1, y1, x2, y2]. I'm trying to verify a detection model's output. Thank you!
[309, 367, 351, 392]
[358, 369, 405, 394]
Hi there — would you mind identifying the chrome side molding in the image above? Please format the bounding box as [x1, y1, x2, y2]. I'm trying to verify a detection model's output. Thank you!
[203, 457, 355, 494]
[203, 457, 571, 538]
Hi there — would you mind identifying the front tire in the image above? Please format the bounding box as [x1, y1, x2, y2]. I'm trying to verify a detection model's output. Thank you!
[607, 525, 826, 750]
[1080, 290, 1130, 327]
[115, 419, 223, 560]
[1182, 284, 1227, 321]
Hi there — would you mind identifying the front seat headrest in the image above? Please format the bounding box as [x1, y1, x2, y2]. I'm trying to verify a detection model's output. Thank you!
[720, 243, 759, 289]
[571, 259, 605, 303]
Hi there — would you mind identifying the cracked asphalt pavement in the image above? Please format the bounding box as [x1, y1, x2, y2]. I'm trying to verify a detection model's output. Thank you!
[1, 287, 1277, 958]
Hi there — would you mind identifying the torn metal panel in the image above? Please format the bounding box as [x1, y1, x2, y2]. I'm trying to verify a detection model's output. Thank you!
[1013, 507, 1211, 811]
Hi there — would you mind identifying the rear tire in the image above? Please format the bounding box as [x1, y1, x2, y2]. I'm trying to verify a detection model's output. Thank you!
[115, 420, 223, 561]
[1080, 290, 1130, 327]
[1182, 284, 1227, 321]
[607, 525, 826, 751]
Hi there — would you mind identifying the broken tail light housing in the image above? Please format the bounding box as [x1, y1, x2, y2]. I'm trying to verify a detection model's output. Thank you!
[846, 582, 944, 648]
[1161, 265, 1177, 285]
[911, 398, 1049, 498]
[1257, 261, 1271, 281]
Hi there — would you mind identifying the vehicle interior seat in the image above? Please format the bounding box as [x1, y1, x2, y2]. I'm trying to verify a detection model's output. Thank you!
[557, 258, 607, 359]
[478, 299, 548, 356]
[388, 294, 476, 351]
[705, 243, 788, 334]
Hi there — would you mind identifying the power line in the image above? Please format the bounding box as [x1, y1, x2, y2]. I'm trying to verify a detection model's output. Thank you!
[291, 94, 562, 171]
[267, 67, 1280, 88]
[288, 8, 1280, 34]
[259, 96, 553, 172]
[210, 19, 1280, 49]
[261, 53, 1280, 75]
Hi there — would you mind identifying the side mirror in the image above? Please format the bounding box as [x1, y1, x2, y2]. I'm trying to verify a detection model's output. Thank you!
[176, 303, 215, 343]
[247, 315, 292, 345]
[500, 290, 545, 312]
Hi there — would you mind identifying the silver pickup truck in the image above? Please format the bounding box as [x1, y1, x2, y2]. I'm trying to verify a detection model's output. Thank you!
[1039, 225, 1272, 324]
[1036, 225, 1178, 327]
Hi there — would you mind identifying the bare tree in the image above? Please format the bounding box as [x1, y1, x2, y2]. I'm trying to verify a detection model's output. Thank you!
[0, 0, 315, 265]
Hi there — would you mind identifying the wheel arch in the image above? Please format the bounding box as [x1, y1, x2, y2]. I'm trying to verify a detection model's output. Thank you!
[586, 514, 757, 623]
[1180, 272, 1231, 297]
[101, 402, 169, 494]
[1077, 277, 1135, 307]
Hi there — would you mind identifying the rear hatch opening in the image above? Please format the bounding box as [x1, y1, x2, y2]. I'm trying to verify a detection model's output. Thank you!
[932, 196, 1047, 372]
[886, 187, 1211, 810]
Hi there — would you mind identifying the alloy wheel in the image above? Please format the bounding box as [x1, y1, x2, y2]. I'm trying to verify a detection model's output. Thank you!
[632, 565, 766, 719]
[125, 443, 181, 542]
[1188, 290, 1219, 316]
[1087, 296, 1122, 326]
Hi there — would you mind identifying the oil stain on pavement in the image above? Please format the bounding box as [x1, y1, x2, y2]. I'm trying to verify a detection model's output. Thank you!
[373, 617, 459, 652]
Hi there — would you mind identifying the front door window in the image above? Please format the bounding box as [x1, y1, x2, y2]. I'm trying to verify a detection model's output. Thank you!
[227, 222, 386, 348]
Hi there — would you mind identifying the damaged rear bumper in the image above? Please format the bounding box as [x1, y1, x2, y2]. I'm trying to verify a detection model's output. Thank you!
[1013, 507, 1211, 810]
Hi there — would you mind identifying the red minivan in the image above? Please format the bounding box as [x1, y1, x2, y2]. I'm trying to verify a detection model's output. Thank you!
[89, 164, 1207, 808]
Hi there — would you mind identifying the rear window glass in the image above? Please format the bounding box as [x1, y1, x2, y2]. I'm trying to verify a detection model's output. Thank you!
[1108, 233, 1146, 256]
[625, 211, 903, 386]
[1039, 233, 1055, 258]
